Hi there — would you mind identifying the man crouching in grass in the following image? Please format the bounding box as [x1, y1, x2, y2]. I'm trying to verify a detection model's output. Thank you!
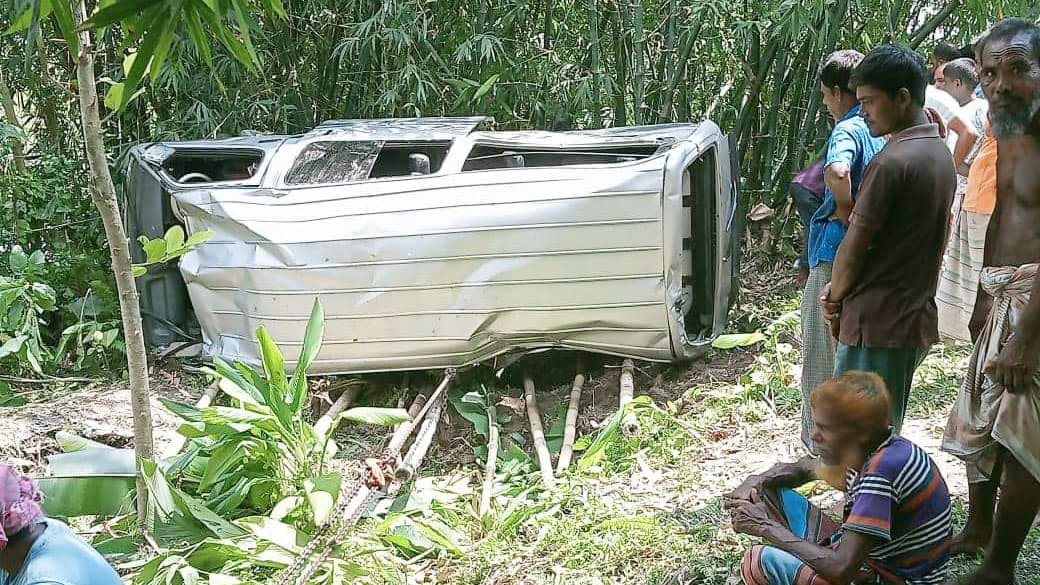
[724, 372, 951, 585]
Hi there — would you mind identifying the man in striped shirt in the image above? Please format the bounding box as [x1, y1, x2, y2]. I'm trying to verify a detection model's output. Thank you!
[725, 372, 951, 585]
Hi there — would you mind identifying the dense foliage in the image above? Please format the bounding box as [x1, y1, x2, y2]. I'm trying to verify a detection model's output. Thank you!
[2, 0, 1040, 379]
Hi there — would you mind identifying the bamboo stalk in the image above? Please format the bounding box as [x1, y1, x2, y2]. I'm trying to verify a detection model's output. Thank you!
[313, 384, 362, 437]
[479, 402, 499, 516]
[522, 373, 555, 489]
[387, 392, 428, 454]
[631, 0, 645, 125]
[619, 359, 640, 435]
[587, 0, 602, 128]
[394, 394, 447, 482]
[555, 358, 585, 474]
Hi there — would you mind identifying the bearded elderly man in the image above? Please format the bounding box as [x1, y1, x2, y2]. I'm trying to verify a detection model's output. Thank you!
[942, 17, 1040, 585]
[723, 372, 951, 585]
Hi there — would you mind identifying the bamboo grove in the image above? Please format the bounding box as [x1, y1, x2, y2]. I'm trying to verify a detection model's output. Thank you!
[3, 0, 1040, 228]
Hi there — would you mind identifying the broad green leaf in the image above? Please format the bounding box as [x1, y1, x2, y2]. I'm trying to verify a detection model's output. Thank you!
[37, 475, 135, 517]
[47, 448, 135, 476]
[165, 225, 186, 252]
[49, 0, 79, 58]
[132, 265, 148, 277]
[711, 332, 767, 349]
[141, 235, 168, 263]
[255, 326, 287, 394]
[270, 495, 303, 521]
[304, 474, 341, 526]
[8, 246, 27, 273]
[212, 357, 265, 404]
[237, 516, 308, 552]
[184, 8, 212, 65]
[288, 299, 323, 413]
[198, 441, 248, 491]
[184, 229, 215, 248]
[5, 0, 53, 34]
[55, 431, 113, 452]
[103, 82, 125, 111]
[0, 382, 27, 408]
[161, 397, 205, 423]
[337, 407, 410, 426]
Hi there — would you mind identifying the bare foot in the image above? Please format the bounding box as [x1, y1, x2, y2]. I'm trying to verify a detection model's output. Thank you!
[943, 564, 1014, 585]
[949, 528, 989, 557]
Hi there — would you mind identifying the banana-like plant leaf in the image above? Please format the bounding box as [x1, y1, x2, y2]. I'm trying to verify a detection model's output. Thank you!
[37, 475, 135, 517]
[55, 431, 113, 452]
[303, 474, 341, 527]
[288, 299, 324, 413]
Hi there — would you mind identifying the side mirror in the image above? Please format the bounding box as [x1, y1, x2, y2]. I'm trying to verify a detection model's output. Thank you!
[409, 153, 432, 175]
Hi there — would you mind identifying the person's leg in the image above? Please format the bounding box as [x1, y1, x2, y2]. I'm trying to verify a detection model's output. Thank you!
[832, 345, 929, 433]
[740, 545, 836, 585]
[951, 475, 999, 556]
[947, 451, 1040, 584]
[800, 262, 835, 454]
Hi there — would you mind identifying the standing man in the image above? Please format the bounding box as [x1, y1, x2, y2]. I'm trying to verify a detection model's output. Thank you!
[943, 17, 1040, 585]
[821, 45, 957, 434]
[800, 50, 886, 454]
[936, 57, 993, 342]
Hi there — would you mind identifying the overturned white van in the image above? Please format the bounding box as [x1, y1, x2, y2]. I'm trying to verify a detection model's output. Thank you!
[125, 117, 744, 374]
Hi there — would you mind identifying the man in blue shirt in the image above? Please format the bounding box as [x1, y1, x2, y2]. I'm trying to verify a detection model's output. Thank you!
[800, 49, 886, 455]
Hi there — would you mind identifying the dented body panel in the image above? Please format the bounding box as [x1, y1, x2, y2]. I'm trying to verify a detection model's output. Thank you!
[127, 118, 741, 374]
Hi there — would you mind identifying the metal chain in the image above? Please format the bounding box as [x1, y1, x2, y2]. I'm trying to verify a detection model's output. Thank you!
[275, 369, 455, 585]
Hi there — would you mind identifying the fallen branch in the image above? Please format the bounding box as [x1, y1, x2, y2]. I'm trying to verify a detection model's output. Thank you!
[619, 359, 641, 435]
[523, 373, 555, 489]
[556, 357, 585, 474]
[387, 392, 428, 454]
[480, 402, 499, 517]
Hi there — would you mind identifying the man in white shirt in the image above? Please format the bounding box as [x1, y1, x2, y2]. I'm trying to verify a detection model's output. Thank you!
[925, 84, 979, 181]
[935, 58, 989, 176]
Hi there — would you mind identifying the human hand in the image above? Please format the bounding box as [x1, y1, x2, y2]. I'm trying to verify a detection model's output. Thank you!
[819, 283, 841, 321]
[730, 501, 775, 538]
[723, 476, 764, 510]
[984, 333, 1040, 394]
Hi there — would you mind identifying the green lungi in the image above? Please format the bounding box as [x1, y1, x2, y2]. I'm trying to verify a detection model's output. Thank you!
[834, 345, 930, 433]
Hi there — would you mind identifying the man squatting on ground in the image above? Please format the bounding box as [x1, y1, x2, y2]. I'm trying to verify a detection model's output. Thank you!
[726, 372, 951, 585]
[942, 17, 1040, 585]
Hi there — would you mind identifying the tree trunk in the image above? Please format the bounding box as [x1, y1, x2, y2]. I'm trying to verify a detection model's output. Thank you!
[0, 68, 26, 173]
[608, 3, 628, 126]
[74, 0, 154, 528]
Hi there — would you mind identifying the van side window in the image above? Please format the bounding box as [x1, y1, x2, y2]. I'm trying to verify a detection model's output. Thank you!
[286, 141, 382, 185]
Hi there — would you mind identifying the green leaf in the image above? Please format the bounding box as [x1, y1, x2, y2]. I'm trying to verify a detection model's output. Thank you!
[80, 0, 162, 30]
[288, 299, 323, 412]
[37, 475, 135, 517]
[304, 474, 341, 526]
[5, 0, 53, 35]
[198, 440, 248, 491]
[161, 397, 205, 423]
[55, 431, 113, 452]
[256, 326, 287, 394]
[711, 332, 767, 349]
[212, 357, 265, 404]
[8, 246, 27, 273]
[132, 265, 148, 277]
[115, 7, 166, 110]
[185, 229, 215, 249]
[338, 407, 411, 426]
[103, 82, 125, 111]
[473, 73, 500, 100]
[141, 235, 168, 263]
[49, 0, 80, 59]
[165, 225, 186, 252]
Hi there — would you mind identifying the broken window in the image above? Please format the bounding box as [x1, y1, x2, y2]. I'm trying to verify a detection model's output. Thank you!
[461, 145, 661, 171]
[286, 140, 383, 185]
[162, 149, 264, 183]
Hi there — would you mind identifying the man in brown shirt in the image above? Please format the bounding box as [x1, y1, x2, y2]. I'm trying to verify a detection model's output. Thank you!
[821, 44, 957, 432]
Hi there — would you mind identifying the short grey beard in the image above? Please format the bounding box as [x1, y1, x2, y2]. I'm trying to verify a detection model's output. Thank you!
[991, 94, 1040, 139]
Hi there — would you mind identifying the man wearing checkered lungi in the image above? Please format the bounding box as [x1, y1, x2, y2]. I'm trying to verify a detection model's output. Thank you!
[800, 50, 886, 454]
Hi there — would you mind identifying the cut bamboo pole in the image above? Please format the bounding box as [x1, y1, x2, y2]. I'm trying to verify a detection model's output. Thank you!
[619, 359, 641, 435]
[395, 393, 447, 482]
[387, 392, 428, 454]
[556, 358, 585, 474]
[164, 382, 220, 457]
[313, 384, 362, 437]
[479, 403, 499, 516]
[523, 373, 555, 489]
